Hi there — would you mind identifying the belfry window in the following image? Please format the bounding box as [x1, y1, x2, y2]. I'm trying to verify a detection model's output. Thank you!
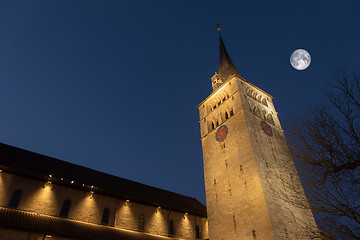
[169, 219, 174, 235]
[101, 207, 110, 225]
[8, 189, 22, 209]
[60, 200, 71, 218]
[262, 98, 268, 106]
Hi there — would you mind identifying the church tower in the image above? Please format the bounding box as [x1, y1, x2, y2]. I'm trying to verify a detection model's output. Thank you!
[197, 31, 317, 240]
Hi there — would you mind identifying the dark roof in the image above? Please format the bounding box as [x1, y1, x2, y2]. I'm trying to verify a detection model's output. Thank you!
[0, 207, 176, 240]
[0, 142, 206, 217]
[218, 33, 241, 81]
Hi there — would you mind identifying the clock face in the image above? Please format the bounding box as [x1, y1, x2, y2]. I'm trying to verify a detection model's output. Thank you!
[261, 121, 273, 136]
[215, 125, 228, 142]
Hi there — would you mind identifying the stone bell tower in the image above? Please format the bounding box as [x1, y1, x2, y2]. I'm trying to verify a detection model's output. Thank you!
[197, 31, 317, 240]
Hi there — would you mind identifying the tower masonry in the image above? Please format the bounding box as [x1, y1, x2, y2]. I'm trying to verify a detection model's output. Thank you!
[197, 33, 317, 240]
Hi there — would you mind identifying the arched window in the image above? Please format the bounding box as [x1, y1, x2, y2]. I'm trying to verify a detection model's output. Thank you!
[266, 114, 275, 125]
[211, 122, 215, 130]
[101, 207, 110, 225]
[225, 111, 229, 120]
[196, 225, 201, 239]
[169, 219, 174, 235]
[230, 109, 234, 117]
[138, 214, 145, 231]
[8, 189, 22, 209]
[60, 200, 71, 218]
[216, 121, 219, 127]
[256, 95, 262, 102]
[262, 98, 268, 106]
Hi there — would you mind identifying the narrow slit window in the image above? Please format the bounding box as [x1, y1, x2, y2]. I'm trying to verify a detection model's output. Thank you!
[169, 219, 174, 235]
[138, 214, 145, 231]
[8, 189, 22, 209]
[225, 111, 229, 120]
[60, 200, 71, 218]
[196, 225, 201, 239]
[101, 207, 110, 225]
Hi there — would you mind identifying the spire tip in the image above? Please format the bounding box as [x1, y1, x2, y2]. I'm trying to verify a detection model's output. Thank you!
[216, 23, 221, 34]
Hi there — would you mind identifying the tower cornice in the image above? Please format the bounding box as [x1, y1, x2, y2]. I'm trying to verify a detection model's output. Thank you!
[196, 75, 274, 109]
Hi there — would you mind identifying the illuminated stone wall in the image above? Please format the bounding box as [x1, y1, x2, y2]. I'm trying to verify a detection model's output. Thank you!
[0, 227, 72, 240]
[0, 171, 208, 240]
[198, 76, 317, 240]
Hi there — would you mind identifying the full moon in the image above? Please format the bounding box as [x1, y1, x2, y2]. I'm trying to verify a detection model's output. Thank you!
[290, 49, 311, 70]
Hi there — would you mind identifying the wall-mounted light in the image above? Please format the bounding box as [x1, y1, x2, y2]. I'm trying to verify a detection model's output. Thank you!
[60, 178, 63, 181]
[156, 206, 161, 212]
[90, 191, 94, 199]
[49, 174, 52, 178]
[125, 200, 130, 206]
[184, 212, 188, 219]
[71, 180, 74, 184]
[43, 181, 54, 190]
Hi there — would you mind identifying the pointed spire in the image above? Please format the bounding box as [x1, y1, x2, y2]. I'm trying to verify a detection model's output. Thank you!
[218, 28, 241, 81]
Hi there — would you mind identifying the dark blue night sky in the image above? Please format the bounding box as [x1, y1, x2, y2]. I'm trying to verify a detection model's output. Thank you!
[0, 0, 359, 205]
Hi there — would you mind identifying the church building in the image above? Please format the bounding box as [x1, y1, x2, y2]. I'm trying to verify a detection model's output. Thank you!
[197, 29, 318, 239]
[0, 31, 317, 240]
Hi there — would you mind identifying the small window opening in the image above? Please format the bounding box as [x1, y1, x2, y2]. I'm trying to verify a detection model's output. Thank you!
[230, 109, 234, 116]
[138, 214, 145, 231]
[196, 225, 201, 239]
[214, 179, 217, 184]
[262, 98, 268, 106]
[216, 121, 219, 127]
[285, 228, 289, 238]
[8, 189, 22, 209]
[60, 200, 71, 218]
[211, 122, 215, 130]
[240, 165, 243, 171]
[225, 111, 229, 120]
[101, 207, 110, 225]
[169, 220, 174, 235]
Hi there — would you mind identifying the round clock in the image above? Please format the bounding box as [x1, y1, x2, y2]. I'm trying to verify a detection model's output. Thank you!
[215, 125, 228, 142]
[261, 121, 273, 136]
